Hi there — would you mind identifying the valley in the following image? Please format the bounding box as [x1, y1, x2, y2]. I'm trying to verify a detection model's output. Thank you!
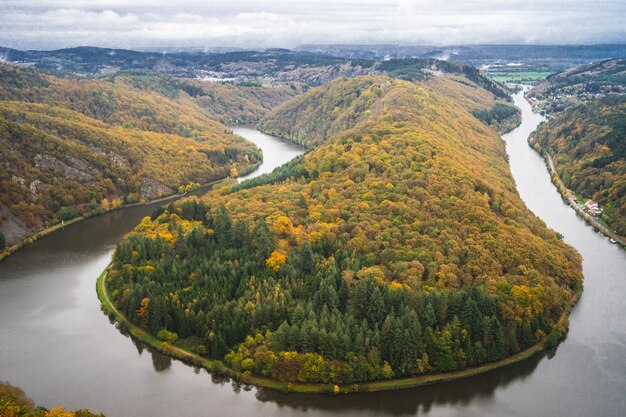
[0, 45, 625, 417]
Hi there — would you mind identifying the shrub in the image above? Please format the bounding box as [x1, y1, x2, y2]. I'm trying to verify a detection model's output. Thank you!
[57, 206, 79, 221]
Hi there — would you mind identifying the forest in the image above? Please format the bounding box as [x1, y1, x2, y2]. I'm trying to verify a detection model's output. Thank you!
[532, 95, 626, 235]
[0, 63, 294, 246]
[106, 75, 583, 385]
[528, 58, 626, 115]
[0, 381, 104, 417]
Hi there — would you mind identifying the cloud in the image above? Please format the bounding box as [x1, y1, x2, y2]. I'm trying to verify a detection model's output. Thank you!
[0, 0, 624, 49]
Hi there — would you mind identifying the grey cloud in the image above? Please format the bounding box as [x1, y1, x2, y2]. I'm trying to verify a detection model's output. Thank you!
[0, 0, 624, 50]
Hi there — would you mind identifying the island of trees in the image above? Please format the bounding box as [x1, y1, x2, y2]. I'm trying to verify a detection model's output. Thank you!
[103, 74, 583, 389]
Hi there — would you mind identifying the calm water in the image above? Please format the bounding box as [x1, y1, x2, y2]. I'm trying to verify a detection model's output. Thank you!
[233, 126, 304, 183]
[1, 100, 625, 417]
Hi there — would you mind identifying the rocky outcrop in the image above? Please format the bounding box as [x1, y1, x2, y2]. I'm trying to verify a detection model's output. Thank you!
[109, 152, 130, 169]
[0, 202, 30, 246]
[139, 178, 172, 200]
[34, 154, 95, 183]
[88, 144, 131, 169]
[29, 180, 45, 201]
[11, 175, 25, 187]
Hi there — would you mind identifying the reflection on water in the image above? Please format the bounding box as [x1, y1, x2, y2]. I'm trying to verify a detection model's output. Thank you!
[1, 114, 626, 417]
[256, 354, 543, 416]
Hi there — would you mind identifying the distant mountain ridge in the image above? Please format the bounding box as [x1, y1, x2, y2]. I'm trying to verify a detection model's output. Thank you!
[0, 46, 512, 95]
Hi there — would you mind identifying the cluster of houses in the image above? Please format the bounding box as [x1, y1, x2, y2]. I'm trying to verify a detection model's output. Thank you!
[583, 199, 603, 216]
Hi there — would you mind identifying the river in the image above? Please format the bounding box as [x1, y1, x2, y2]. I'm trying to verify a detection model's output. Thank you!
[1, 96, 625, 417]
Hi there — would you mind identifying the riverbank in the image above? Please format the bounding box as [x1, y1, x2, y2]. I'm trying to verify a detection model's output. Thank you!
[534, 150, 625, 248]
[0, 176, 234, 263]
[97, 263, 578, 395]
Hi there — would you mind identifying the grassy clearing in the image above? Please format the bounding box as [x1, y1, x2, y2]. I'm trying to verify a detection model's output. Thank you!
[488, 71, 552, 85]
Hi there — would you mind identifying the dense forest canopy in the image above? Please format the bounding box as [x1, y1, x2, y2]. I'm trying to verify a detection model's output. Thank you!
[107, 75, 582, 385]
[258, 72, 518, 149]
[0, 63, 293, 246]
[532, 95, 626, 235]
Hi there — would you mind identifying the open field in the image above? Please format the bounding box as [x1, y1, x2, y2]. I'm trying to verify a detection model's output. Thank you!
[487, 71, 552, 84]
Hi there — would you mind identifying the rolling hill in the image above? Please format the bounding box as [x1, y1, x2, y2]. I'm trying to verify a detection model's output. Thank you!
[528, 58, 626, 115]
[0, 63, 294, 247]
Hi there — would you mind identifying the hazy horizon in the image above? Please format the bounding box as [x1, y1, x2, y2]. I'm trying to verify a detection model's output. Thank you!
[1, 0, 625, 50]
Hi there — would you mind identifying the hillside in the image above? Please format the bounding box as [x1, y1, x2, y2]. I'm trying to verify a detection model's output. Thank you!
[1, 46, 376, 85]
[258, 72, 518, 148]
[531, 95, 626, 235]
[109, 73, 298, 125]
[0, 381, 104, 416]
[106, 76, 582, 386]
[2, 47, 512, 98]
[0, 63, 292, 247]
[528, 58, 626, 115]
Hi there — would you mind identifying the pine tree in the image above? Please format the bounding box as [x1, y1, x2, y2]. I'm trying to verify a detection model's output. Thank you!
[252, 218, 274, 259]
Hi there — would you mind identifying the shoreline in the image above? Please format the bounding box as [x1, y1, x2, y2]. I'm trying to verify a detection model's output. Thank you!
[0, 176, 232, 263]
[97, 263, 579, 395]
[535, 149, 625, 248]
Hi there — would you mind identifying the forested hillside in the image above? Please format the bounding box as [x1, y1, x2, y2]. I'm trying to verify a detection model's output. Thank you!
[532, 95, 626, 235]
[106, 76, 582, 385]
[108, 73, 298, 125]
[528, 58, 626, 115]
[0, 63, 292, 247]
[258, 72, 518, 148]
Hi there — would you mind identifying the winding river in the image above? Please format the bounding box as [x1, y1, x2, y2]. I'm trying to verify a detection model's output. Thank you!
[1, 95, 625, 417]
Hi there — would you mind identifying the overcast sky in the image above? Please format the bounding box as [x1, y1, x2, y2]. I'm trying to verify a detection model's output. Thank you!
[1, 0, 625, 50]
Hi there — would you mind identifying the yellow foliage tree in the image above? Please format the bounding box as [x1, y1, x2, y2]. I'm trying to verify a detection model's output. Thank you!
[266, 251, 287, 271]
[273, 215, 294, 238]
[136, 297, 151, 327]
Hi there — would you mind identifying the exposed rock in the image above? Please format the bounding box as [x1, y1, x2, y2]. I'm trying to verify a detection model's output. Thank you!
[66, 155, 97, 175]
[140, 178, 172, 200]
[88, 143, 106, 157]
[0, 202, 30, 246]
[88, 144, 130, 169]
[34, 154, 94, 183]
[29, 180, 46, 201]
[11, 175, 25, 187]
[109, 152, 130, 169]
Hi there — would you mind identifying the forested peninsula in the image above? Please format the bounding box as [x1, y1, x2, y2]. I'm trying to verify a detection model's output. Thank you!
[102, 73, 583, 390]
